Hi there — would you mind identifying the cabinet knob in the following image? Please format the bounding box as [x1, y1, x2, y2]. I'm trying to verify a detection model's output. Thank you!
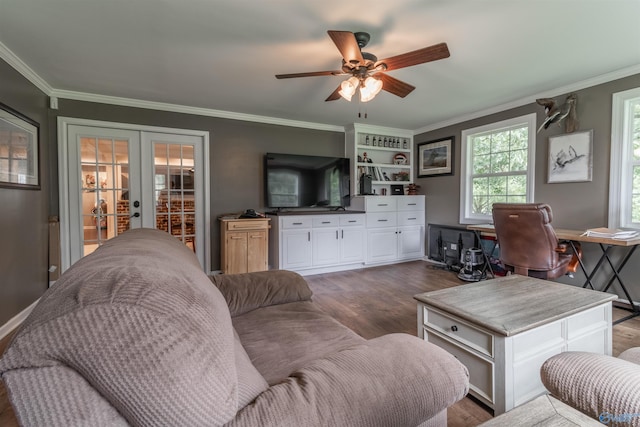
[451, 325, 458, 332]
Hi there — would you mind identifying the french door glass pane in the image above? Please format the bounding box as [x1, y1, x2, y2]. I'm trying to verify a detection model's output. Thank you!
[154, 142, 196, 251]
[80, 137, 130, 256]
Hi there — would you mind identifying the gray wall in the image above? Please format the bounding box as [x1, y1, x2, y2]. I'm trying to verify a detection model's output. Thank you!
[3, 51, 639, 325]
[52, 99, 345, 272]
[0, 60, 51, 325]
[416, 72, 640, 301]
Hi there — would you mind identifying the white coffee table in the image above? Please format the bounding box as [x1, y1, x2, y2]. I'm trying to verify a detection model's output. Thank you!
[415, 275, 616, 415]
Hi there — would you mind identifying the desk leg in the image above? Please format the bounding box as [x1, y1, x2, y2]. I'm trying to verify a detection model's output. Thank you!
[598, 244, 640, 324]
[580, 244, 611, 290]
[569, 241, 594, 289]
[474, 230, 495, 279]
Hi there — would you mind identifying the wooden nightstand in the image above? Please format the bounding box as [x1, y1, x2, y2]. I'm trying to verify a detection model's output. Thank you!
[220, 218, 270, 274]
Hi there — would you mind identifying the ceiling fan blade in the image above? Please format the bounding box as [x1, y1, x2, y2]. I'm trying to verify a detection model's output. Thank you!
[276, 70, 343, 79]
[327, 30, 364, 66]
[378, 73, 415, 98]
[376, 42, 450, 72]
[325, 85, 342, 102]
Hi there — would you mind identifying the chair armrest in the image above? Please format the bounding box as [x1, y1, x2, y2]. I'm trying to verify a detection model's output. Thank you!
[541, 351, 640, 422]
[228, 334, 469, 427]
[210, 270, 313, 316]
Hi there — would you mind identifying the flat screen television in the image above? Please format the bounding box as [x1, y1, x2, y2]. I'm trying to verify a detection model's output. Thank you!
[264, 152, 351, 209]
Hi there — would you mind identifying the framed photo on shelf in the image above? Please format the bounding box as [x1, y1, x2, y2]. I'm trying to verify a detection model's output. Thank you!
[417, 136, 454, 177]
[0, 102, 40, 189]
[547, 130, 593, 183]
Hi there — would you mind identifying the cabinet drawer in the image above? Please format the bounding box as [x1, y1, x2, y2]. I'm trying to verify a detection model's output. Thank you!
[397, 211, 425, 226]
[365, 196, 397, 212]
[312, 216, 339, 227]
[397, 196, 425, 211]
[427, 331, 494, 405]
[425, 307, 494, 358]
[366, 212, 397, 228]
[225, 219, 269, 231]
[281, 217, 312, 229]
[339, 214, 365, 227]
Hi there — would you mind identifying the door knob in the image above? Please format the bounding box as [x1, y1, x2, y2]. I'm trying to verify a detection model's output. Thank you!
[133, 201, 140, 208]
[130, 212, 140, 218]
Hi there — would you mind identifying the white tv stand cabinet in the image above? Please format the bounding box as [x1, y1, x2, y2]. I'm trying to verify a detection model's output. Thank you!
[268, 195, 425, 275]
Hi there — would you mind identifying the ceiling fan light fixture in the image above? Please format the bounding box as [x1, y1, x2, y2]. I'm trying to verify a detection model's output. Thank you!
[360, 76, 383, 102]
[339, 76, 360, 101]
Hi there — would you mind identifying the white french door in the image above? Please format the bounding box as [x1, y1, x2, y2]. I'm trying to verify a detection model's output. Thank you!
[58, 118, 210, 273]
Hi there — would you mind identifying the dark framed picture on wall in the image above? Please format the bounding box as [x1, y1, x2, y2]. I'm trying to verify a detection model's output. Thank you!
[417, 136, 455, 177]
[0, 102, 40, 189]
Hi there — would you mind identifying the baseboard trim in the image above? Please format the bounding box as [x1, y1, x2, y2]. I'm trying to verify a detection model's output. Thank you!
[0, 299, 39, 340]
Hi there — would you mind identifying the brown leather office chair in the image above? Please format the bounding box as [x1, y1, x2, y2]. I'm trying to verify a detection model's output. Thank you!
[492, 203, 579, 280]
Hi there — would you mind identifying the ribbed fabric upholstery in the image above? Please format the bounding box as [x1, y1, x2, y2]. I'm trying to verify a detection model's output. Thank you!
[3, 366, 129, 426]
[1, 228, 471, 427]
[228, 334, 469, 427]
[541, 351, 640, 426]
[0, 228, 239, 426]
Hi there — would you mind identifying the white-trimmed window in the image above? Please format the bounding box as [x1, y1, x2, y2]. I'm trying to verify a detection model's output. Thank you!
[609, 87, 640, 229]
[460, 113, 536, 223]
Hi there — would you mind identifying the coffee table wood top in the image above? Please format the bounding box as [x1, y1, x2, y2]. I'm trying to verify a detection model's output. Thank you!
[414, 275, 617, 336]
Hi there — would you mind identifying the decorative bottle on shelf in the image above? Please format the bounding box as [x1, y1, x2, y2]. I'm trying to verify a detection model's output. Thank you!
[384, 137, 388, 147]
[365, 135, 370, 146]
[372, 136, 377, 146]
[403, 138, 408, 149]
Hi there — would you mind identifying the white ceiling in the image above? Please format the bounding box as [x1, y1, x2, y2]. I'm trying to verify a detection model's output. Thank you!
[1, 0, 640, 132]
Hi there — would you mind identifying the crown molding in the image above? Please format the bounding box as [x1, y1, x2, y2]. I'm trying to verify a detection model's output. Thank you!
[0, 41, 52, 96]
[413, 63, 640, 135]
[49, 89, 344, 132]
[2, 36, 638, 135]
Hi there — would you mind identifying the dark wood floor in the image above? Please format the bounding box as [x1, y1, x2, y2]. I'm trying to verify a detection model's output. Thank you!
[1, 261, 639, 426]
[305, 261, 640, 427]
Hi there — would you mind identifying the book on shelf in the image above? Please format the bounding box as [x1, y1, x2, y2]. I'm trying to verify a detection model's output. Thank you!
[581, 227, 639, 239]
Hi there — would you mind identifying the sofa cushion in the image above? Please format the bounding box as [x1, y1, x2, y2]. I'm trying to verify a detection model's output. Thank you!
[211, 270, 313, 317]
[227, 334, 469, 427]
[232, 301, 364, 385]
[0, 228, 239, 426]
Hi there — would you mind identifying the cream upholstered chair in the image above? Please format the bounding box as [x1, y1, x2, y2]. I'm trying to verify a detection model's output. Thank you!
[491, 203, 579, 279]
[540, 348, 640, 424]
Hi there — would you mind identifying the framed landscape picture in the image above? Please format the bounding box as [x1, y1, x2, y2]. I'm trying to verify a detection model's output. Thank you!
[417, 136, 454, 177]
[0, 102, 40, 189]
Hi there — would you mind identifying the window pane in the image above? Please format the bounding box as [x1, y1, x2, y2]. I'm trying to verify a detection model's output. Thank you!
[488, 176, 507, 195]
[510, 128, 528, 150]
[473, 196, 490, 215]
[473, 153, 491, 174]
[472, 177, 489, 197]
[491, 132, 510, 153]
[508, 175, 527, 195]
[488, 196, 507, 207]
[633, 195, 640, 223]
[633, 101, 640, 161]
[507, 195, 527, 204]
[510, 149, 528, 171]
[491, 152, 510, 173]
[473, 136, 491, 155]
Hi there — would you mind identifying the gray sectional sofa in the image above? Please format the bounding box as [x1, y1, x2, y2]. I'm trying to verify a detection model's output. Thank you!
[0, 228, 469, 426]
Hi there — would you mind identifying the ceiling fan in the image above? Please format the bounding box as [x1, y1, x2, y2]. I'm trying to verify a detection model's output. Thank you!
[275, 30, 450, 103]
